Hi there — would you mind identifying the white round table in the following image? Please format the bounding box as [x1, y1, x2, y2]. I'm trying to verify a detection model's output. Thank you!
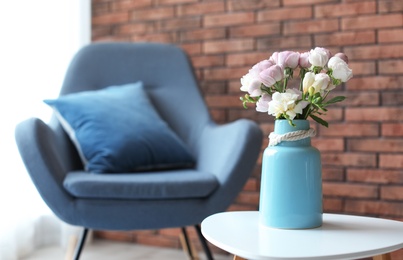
[201, 211, 403, 260]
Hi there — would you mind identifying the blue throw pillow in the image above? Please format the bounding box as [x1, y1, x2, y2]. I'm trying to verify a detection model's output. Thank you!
[44, 82, 195, 173]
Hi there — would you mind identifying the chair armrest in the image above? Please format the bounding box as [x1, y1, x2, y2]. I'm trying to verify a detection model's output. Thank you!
[196, 119, 262, 208]
[15, 118, 77, 222]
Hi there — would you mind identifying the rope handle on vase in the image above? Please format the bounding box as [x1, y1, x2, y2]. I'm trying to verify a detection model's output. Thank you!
[269, 128, 316, 147]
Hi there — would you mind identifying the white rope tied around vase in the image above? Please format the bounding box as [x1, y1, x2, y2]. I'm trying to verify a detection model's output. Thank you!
[269, 128, 316, 147]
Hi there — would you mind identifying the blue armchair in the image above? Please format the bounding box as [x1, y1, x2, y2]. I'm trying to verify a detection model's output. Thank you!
[15, 42, 262, 259]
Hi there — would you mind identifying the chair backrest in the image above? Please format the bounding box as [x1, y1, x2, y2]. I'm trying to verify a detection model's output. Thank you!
[49, 42, 212, 170]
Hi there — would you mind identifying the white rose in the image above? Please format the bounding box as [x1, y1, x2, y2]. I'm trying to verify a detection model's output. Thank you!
[240, 73, 262, 97]
[309, 47, 331, 67]
[268, 90, 308, 120]
[328, 56, 353, 82]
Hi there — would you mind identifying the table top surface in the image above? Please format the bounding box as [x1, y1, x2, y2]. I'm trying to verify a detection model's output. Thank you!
[201, 211, 403, 260]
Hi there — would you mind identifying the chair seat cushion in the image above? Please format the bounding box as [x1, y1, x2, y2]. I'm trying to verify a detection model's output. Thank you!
[63, 170, 219, 199]
[43, 82, 195, 173]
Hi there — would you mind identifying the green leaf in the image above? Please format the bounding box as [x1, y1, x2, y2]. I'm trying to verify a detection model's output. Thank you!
[325, 96, 346, 105]
[310, 114, 329, 128]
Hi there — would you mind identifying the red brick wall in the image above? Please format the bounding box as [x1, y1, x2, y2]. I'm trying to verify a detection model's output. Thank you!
[92, 0, 403, 257]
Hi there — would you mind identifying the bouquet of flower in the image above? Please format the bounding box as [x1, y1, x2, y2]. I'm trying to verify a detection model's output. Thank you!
[240, 47, 353, 127]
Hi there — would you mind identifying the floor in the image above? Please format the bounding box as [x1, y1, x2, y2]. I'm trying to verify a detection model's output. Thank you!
[22, 239, 233, 260]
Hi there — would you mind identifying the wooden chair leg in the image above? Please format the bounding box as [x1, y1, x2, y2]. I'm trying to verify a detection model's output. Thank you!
[65, 235, 78, 260]
[373, 253, 392, 260]
[233, 256, 247, 260]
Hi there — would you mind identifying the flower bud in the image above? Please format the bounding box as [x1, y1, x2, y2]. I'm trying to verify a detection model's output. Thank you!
[308, 86, 315, 96]
[302, 72, 315, 93]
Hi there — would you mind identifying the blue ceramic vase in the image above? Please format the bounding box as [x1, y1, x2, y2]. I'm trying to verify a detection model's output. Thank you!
[259, 119, 323, 229]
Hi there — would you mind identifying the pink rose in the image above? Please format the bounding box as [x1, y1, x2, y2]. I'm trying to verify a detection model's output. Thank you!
[270, 51, 300, 69]
[256, 94, 271, 113]
[259, 65, 284, 87]
[299, 52, 311, 68]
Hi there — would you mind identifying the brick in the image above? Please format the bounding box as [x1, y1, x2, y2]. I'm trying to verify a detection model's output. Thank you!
[191, 55, 224, 68]
[323, 198, 343, 212]
[230, 23, 281, 38]
[203, 39, 254, 54]
[347, 61, 376, 76]
[131, 7, 174, 21]
[204, 12, 255, 28]
[203, 66, 251, 80]
[319, 123, 379, 137]
[235, 191, 260, 205]
[132, 32, 176, 43]
[180, 28, 226, 42]
[321, 153, 376, 167]
[111, 0, 152, 11]
[136, 232, 179, 248]
[92, 2, 110, 16]
[205, 94, 243, 108]
[345, 44, 403, 60]
[92, 12, 129, 25]
[226, 52, 269, 67]
[320, 108, 344, 122]
[228, 204, 258, 212]
[113, 22, 154, 35]
[180, 42, 202, 55]
[156, 17, 201, 31]
[227, 0, 280, 11]
[382, 92, 403, 105]
[347, 76, 403, 91]
[259, 123, 275, 137]
[323, 167, 344, 181]
[379, 59, 403, 74]
[345, 200, 403, 217]
[158, 228, 181, 237]
[382, 123, 403, 137]
[92, 25, 112, 39]
[284, 19, 339, 35]
[176, 1, 225, 16]
[314, 31, 376, 46]
[381, 186, 403, 201]
[379, 1, 403, 13]
[209, 109, 226, 123]
[283, 0, 337, 6]
[342, 92, 379, 106]
[380, 154, 403, 169]
[347, 169, 403, 184]
[378, 29, 403, 43]
[156, 0, 197, 5]
[200, 81, 226, 95]
[228, 108, 271, 123]
[94, 230, 134, 241]
[257, 6, 312, 22]
[348, 138, 403, 153]
[243, 178, 259, 192]
[323, 182, 378, 199]
[346, 107, 403, 122]
[342, 14, 403, 30]
[315, 1, 376, 18]
[92, 34, 130, 42]
[257, 35, 312, 50]
[311, 138, 344, 151]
